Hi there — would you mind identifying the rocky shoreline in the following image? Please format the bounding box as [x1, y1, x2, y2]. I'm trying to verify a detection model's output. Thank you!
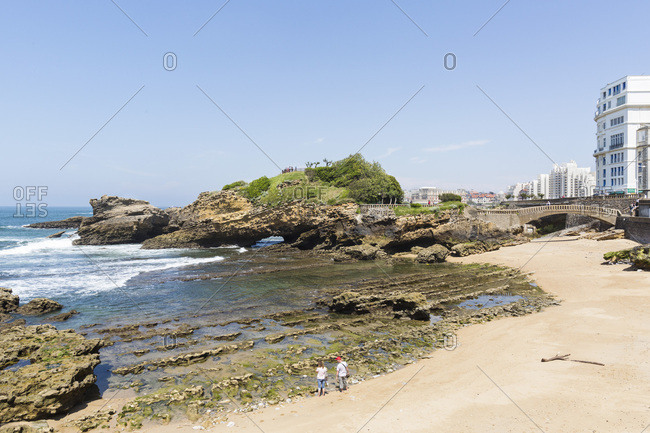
[5, 190, 551, 431]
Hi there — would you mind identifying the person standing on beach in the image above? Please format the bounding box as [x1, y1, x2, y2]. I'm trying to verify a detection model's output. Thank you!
[316, 360, 328, 396]
[336, 356, 349, 391]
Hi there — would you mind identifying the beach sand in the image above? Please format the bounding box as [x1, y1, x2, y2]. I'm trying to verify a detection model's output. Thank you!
[54, 237, 650, 432]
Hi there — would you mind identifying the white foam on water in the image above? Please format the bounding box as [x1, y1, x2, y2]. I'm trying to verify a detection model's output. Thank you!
[0, 234, 225, 299]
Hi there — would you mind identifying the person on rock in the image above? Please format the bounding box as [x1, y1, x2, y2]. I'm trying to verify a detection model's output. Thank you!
[316, 360, 328, 396]
[336, 356, 349, 391]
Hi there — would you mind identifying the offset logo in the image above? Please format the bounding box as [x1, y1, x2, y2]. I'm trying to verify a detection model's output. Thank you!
[13, 186, 48, 218]
[163, 52, 177, 71]
[163, 334, 178, 350]
[442, 332, 458, 351]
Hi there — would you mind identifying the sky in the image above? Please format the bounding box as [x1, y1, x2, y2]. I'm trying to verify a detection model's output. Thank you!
[2, 0, 650, 207]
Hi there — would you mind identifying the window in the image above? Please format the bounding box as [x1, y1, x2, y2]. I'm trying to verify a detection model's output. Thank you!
[602, 157, 606, 165]
[610, 132, 625, 149]
[610, 116, 624, 126]
[603, 92, 606, 98]
[617, 96, 626, 106]
[603, 169, 606, 177]
[613, 84, 621, 95]
[608, 101, 611, 108]
[603, 104, 607, 112]
[623, 82, 626, 90]
[609, 88, 612, 96]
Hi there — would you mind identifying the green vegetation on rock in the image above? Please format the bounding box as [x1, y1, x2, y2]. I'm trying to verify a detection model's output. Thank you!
[221, 154, 404, 206]
[604, 245, 650, 270]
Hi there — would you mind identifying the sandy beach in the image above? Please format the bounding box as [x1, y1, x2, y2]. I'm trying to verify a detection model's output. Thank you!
[54, 237, 649, 432]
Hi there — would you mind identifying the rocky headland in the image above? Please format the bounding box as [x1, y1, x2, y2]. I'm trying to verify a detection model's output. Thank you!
[38, 191, 526, 261]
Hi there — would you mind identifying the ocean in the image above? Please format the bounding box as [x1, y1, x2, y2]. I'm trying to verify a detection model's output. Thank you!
[0, 206, 310, 330]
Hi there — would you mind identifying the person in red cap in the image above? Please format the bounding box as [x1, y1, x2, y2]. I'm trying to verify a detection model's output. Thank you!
[335, 356, 349, 391]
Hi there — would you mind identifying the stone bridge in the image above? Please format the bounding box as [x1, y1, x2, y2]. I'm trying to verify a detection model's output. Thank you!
[473, 205, 622, 230]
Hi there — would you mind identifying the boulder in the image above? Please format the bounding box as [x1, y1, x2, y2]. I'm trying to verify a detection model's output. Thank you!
[74, 196, 171, 245]
[415, 245, 449, 263]
[49, 310, 79, 322]
[0, 288, 19, 314]
[0, 325, 104, 423]
[46, 231, 65, 239]
[604, 245, 650, 270]
[15, 299, 63, 316]
[339, 244, 383, 260]
[451, 241, 501, 257]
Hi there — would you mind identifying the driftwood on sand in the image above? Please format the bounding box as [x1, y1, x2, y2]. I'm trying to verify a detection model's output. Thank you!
[541, 353, 605, 366]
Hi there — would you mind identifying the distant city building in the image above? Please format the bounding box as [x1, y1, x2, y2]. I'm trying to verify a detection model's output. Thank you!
[594, 75, 650, 194]
[507, 162, 594, 200]
[405, 187, 468, 204]
[468, 191, 498, 205]
[549, 161, 595, 198]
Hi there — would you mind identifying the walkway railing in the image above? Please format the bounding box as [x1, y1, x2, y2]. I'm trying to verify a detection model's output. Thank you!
[476, 205, 621, 218]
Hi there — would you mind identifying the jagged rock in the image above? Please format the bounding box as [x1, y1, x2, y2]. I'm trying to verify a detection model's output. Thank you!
[15, 299, 63, 316]
[327, 291, 430, 320]
[604, 244, 650, 270]
[141, 191, 359, 249]
[46, 231, 65, 239]
[0, 420, 53, 433]
[26, 216, 83, 229]
[74, 195, 171, 245]
[451, 241, 501, 257]
[49, 310, 79, 322]
[339, 244, 383, 260]
[415, 245, 449, 263]
[71, 409, 115, 432]
[0, 325, 104, 423]
[0, 288, 19, 313]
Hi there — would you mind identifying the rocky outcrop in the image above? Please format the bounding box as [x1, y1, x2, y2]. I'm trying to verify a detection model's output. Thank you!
[416, 245, 449, 263]
[451, 241, 501, 257]
[0, 325, 104, 423]
[66, 191, 524, 259]
[141, 191, 359, 249]
[46, 231, 65, 239]
[26, 216, 83, 229]
[0, 288, 19, 314]
[15, 299, 62, 316]
[604, 245, 650, 270]
[327, 291, 430, 321]
[74, 196, 171, 245]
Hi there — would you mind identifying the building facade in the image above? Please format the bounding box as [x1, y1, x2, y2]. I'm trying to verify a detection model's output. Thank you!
[405, 187, 468, 204]
[548, 161, 595, 198]
[594, 76, 650, 194]
[507, 164, 593, 200]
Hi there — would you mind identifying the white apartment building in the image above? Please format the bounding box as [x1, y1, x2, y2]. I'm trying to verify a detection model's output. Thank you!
[594, 75, 650, 194]
[548, 161, 595, 199]
[508, 164, 593, 200]
[406, 187, 468, 204]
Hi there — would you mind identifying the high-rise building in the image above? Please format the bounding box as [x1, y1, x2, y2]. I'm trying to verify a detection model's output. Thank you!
[594, 76, 650, 194]
[548, 161, 595, 199]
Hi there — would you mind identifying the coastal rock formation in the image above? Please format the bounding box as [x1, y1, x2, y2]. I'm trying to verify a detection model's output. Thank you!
[61, 190, 525, 258]
[451, 241, 501, 257]
[74, 196, 171, 245]
[0, 288, 19, 313]
[416, 244, 449, 263]
[141, 191, 359, 249]
[327, 291, 430, 321]
[604, 245, 650, 270]
[0, 325, 104, 423]
[26, 216, 83, 229]
[15, 299, 63, 316]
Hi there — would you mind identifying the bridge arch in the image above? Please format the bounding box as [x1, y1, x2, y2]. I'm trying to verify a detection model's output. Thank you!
[473, 205, 621, 230]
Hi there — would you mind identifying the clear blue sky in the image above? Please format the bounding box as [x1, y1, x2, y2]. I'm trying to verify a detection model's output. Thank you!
[2, 0, 649, 206]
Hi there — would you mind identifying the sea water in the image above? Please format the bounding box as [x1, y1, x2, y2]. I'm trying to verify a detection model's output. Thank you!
[0, 207, 300, 329]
